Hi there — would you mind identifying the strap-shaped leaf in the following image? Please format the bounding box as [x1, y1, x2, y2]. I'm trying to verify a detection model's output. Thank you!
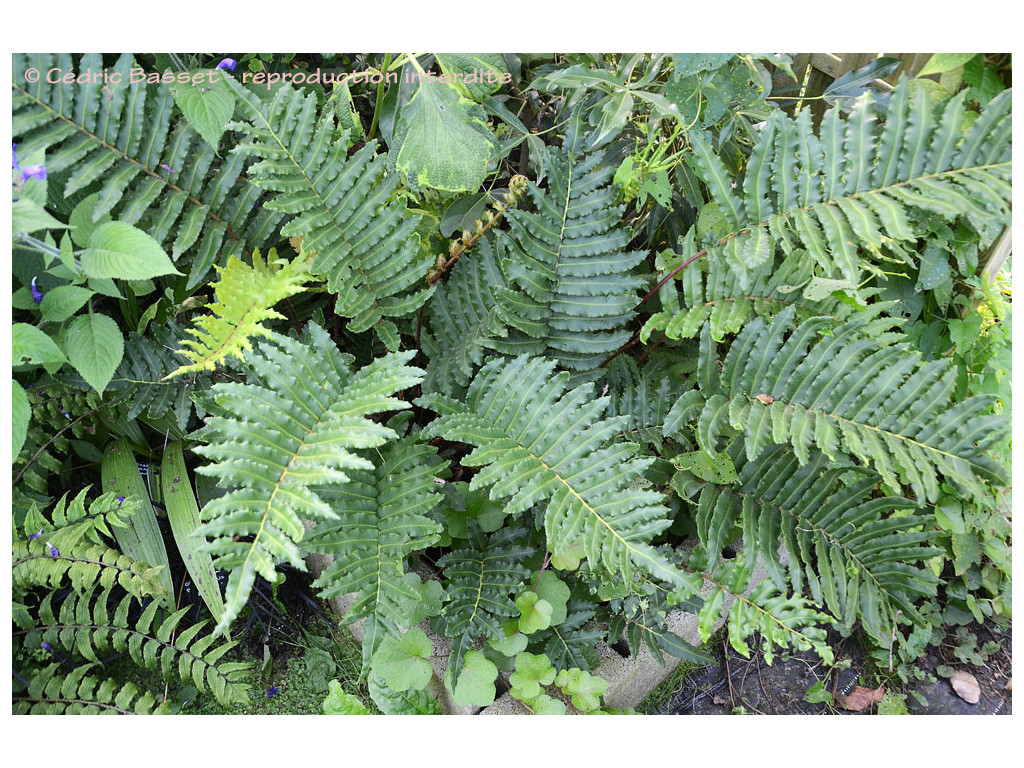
[193, 323, 424, 634]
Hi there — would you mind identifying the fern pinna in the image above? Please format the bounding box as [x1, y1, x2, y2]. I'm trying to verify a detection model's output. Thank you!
[191, 323, 424, 634]
[12, 53, 283, 287]
[683, 78, 1011, 288]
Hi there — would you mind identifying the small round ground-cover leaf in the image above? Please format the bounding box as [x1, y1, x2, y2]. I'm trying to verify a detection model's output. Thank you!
[370, 627, 434, 692]
[509, 652, 556, 702]
[446, 651, 498, 707]
[516, 592, 553, 635]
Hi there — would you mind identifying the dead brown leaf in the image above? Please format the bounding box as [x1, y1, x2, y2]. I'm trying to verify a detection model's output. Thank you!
[840, 686, 885, 711]
[951, 670, 981, 704]
[755, 394, 775, 404]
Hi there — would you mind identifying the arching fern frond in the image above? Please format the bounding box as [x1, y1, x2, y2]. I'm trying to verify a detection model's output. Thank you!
[687, 80, 1012, 286]
[192, 323, 424, 634]
[225, 79, 434, 346]
[642, 232, 855, 344]
[688, 444, 940, 645]
[12, 490, 169, 601]
[12, 53, 283, 286]
[419, 356, 695, 594]
[674, 306, 1009, 503]
[491, 147, 647, 376]
[13, 662, 171, 714]
[307, 433, 446, 673]
[167, 248, 314, 378]
[31, 589, 251, 706]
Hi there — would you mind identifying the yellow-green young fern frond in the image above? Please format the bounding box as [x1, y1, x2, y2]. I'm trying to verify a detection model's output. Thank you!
[192, 323, 424, 635]
[167, 248, 313, 378]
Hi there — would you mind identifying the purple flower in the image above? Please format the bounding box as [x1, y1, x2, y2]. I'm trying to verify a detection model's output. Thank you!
[117, 496, 125, 507]
[216, 58, 237, 72]
[46, 541, 59, 558]
[29, 529, 43, 541]
[21, 164, 46, 182]
[12, 143, 20, 171]
[31, 277, 44, 304]
[267, 685, 278, 697]
[41, 641, 52, 651]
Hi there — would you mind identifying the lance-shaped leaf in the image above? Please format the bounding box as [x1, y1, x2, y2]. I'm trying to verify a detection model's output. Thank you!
[192, 323, 423, 635]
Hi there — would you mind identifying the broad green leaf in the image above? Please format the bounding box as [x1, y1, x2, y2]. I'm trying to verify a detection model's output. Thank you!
[587, 91, 633, 149]
[13, 323, 67, 370]
[371, 628, 434, 692]
[81, 221, 182, 281]
[64, 312, 124, 394]
[446, 650, 498, 707]
[534, 571, 571, 626]
[394, 79, 495, 193]
[368, 671, 442, 715]
[917, 53, 977, 77]
[323, 680, 370, 715]
[13, 380, 30, 459]
[551, 540, 585, 571]
[40, 286, 95, 323]
[170, 71, 236, 149]
[68, 193, 111, 248]
[803, 681, 833, 704]
[12, 198, 69, 234]
[435, 53, 510, 101]
[516, 592, 553, 635]
[488, 628, 529, 657]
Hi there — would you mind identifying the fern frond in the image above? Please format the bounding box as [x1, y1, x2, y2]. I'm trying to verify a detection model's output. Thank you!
[535, 600, 603, 672]
[12, 490, 170, 600]
[420, 356, 692, 593]
[689, 444, 941, 644]
[421, 236, 512, 394]
[491, 147, 647, 375]
[679, 306, 1008, 502]
[31, 589, 251, 706]
[225, 80, 434, 345]
[686, 79, 1012, 286]
[13, 662, 171, 714]
[642, 232, 855, 343]
[434, 526, 532, 684]
[306, 434, 446, 672]
[167, 248, 313, 378]
[192, 323, 424, 634]
[722, 580, 835, 665]
[12, 53, 283, 284]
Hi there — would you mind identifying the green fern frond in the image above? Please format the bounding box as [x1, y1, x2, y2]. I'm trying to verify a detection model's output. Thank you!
[12, 490, 169, 600]
[688, 444, 940, 644]
[434, 526, 532, 684]
[167, 248, 314, 378]
[686, 80, 1012, 286]
[192, 323, 424, 635]
[535, 600, 603, 672]
[491, 147, 647, 375]
[32, 589, 251, 706]
[421, 236, 512, 394]
[225, 79, 434, 346]
[306, 434, 446, 672]
[420, 355, 694, 593]
[642, 232, 855, 343]
[108, 321, 202, 432]
[13, 662, 171, 714]
[677, 306, 1008, 503]
[12, 53, 283, 285]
